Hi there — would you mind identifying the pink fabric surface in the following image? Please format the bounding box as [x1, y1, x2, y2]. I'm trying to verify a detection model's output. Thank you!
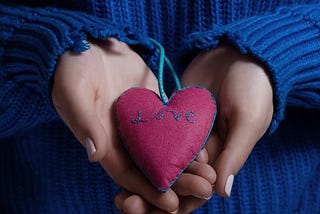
[115, 87, 217, 191]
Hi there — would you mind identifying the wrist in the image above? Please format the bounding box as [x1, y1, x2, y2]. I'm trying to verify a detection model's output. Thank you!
[184, 44, 268, 91]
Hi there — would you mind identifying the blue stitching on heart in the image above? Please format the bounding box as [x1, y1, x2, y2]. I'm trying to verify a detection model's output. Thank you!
[154, 110, 165, 120]
[131, 110, 148, 124]
[132, 109, 197, 124]
[156, 86, 217, 192]
[185, 110, 196, 124]
[115, 86, 218, 192]
[166, 110, 182, 121]
[160, 86, 217, 192]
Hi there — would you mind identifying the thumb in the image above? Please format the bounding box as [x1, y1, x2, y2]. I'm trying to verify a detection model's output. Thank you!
[52, 77, 109, 163]
[213, 120, 259, 197]
[69, 106, 109, 163]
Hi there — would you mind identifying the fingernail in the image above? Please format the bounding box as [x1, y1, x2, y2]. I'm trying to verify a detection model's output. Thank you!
[85, 137, 96, 161]
[225, 175, 234, 197]
[193, 195, 212, 200]
[169, 208, 179, 214]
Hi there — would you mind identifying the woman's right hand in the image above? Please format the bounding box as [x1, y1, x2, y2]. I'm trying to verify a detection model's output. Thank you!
[52, 38, 180, 213]
[52, 38, 215, 213]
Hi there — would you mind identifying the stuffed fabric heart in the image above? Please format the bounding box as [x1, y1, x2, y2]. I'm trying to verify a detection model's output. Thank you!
[115, 86, 217, 192]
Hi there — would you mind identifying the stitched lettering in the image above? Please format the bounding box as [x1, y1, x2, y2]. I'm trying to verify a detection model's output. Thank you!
[131, 110, 148, 124]
[185, 110, 196, 124]
[166, 110, 182, 121]
[131, 109, 197, 124]
[154, 110, 165, 120]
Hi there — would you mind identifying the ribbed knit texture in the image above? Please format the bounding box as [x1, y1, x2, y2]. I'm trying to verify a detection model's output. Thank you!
[181, 4, 320, 133]
[0, 1, 320, 213]
[0, 4, 154, 138]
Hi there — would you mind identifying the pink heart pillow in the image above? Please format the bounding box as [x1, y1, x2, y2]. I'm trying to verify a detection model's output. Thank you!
[115, 87, 217, 192]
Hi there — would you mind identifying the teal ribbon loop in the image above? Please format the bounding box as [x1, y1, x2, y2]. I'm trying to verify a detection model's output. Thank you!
[149, 38, 182, 105]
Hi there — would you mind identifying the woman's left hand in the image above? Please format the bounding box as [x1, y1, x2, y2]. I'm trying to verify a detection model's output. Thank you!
[182, 44, 274, 198]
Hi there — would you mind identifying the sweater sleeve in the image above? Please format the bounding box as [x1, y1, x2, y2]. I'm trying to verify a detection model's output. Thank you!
[0, 4, 152, 138]
[181, 4, 320, 133]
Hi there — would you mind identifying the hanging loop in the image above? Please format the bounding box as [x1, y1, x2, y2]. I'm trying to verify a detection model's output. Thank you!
[149, 38, 182, 105]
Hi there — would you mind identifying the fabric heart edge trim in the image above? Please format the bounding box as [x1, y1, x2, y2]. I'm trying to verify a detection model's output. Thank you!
[115, 86, 217, 192]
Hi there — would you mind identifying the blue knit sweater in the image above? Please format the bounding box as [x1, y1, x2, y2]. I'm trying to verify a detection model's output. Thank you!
[0, 1, 319, 213]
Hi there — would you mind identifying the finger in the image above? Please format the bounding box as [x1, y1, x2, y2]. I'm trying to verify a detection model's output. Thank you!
[120, 195, 207, 214]
[121, 194, 153, 214]
[100, 153, 179, 213]
[114, 190, 132, 210]
[172, 173, 213, 200]
[213, 120, 259, 197]
[52, 74, 109, 162]
[119, 193, 177, 214]
[186, 161, 216, 185]
[195, 148, 209, 163]
[205, 132, 223, 166]
[176, 196, 207, 214]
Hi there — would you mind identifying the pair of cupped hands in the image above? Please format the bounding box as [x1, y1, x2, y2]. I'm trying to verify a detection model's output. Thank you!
[52, 38, 273, 214]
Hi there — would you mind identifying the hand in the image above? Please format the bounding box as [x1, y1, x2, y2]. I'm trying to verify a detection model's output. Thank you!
[52, 38, 215, 213]
[115, 148, 216, 214]
[181, 44, 274, 197]
[52, 38, 178, 212]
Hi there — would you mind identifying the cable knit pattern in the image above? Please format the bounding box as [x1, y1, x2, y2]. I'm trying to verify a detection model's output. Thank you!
[0, 1, 319, 213]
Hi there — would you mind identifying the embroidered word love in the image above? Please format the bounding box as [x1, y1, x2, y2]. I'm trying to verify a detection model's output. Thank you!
[116, 87, 217, 192]
[131, 110, 196, 124]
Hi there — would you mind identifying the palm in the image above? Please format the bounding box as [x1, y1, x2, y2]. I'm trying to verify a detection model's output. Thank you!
[182, 44, 273, 196]
[213, 59, 273, 154]
[53, 39, 159, 158]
